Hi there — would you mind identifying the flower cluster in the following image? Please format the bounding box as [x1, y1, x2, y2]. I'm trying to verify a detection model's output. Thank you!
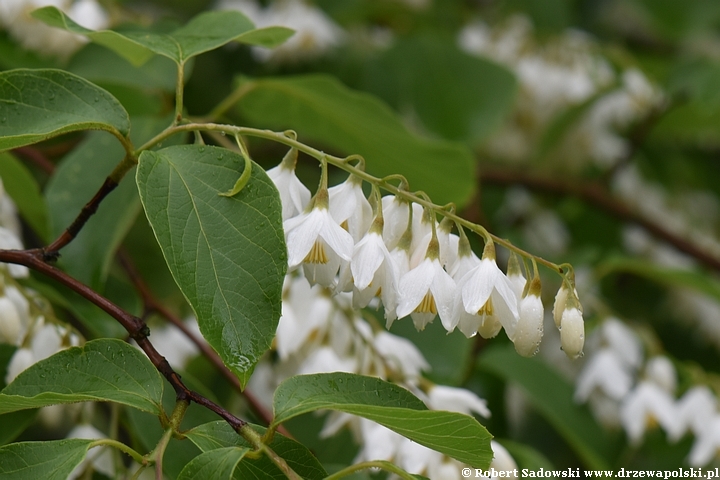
[216, 0, 344, 63]
[575, 317, 720, 466]
[0, 0, 109, 59]
[268, 153, 585, 359]
[249, 271, 518, 477]
[459, 15, 662, 170]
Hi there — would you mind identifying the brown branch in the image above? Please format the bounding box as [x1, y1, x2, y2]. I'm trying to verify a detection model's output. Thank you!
[480, 168, 720, 273]
[116, 250, 288, 435]
[43, 177, 119, 257]
[0, 248, 247, 432]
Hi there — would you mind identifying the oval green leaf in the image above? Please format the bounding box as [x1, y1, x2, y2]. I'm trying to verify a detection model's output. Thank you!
[0, 439, 93, 480]
[271, 373, 493, 468]
[234, 74, 476, 207]
[177, 446, 250, 480]
[0, 69, 130, 150]
[0, 338, 164, 415]
[136, 145, 286, 387]
[32, 7, 290, 66]
[186, 422, 327, 480]
[478, 346, 619, 469]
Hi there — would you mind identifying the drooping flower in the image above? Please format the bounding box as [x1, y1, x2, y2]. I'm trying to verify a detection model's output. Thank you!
[559, 305, 584, 359]
[512, 277, 544, 357]
[284, 188, 354, 287]
[452, 241, 519, 338]
[328, 175, 373, 242]
[669, 386, 717, 442]
[620, 381, 678, 445]
[426, 385, 491, 418]
[575, 349, 633, 402]
[266, 149, 311, 221]
[396, 237, 456, 331]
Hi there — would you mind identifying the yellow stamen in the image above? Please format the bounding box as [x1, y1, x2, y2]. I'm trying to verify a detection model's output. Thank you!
[477, 297, 494, 316]
[304, 240, 328, 264]
[340, 220, 349, 232]
[416, 291, 437, 314]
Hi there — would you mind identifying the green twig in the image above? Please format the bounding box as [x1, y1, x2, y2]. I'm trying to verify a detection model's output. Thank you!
[239, 425, 302, 480]
[88, 438, 145, 464]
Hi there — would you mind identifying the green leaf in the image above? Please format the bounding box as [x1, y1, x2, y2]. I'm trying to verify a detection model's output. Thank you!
[478, 346, 618, 469]
[178, 447, 250, 480]
[33, 8, 289, 66]
[186, 422, 327, 480]
[235, 74, 476, 207]
[0, 438, 93, 480]
[0, 410, 37, 445]
[0, 338, 164, 415]
[271, 373, 493, 468]
[0, 69, 129, 150]
[370, 36, 517, 145]
[0, 152, 49, 240]
[497, 439, 555, 470]
[233, 26, 296, 49]
[69, 43, 178, 92]
[598, 256, 720, 302]
[136, 145, 286, 386]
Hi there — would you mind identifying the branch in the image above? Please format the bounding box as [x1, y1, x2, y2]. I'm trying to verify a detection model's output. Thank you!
[116, 250, 289, 436]
[480, 168, 720, 273]
[0, 248, 246, 432]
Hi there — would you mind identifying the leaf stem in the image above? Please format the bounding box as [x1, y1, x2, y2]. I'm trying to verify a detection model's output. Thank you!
[89, 438, 145, 464]
[239, 424, 302, 480]
[174, 62, 185, 125]
[324, 460, 418, 480]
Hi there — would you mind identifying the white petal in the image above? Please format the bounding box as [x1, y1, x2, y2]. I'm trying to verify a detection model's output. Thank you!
[460, 259, 497, 314]
[396, 258, 435, 319]
[513, 294, 544, 357]
[284, 209, 325, 267]
[429, 264, 458, 332]
[560, 307, 584, 359]
[318, 215, 354, 262]
[351, 233, 386, 290]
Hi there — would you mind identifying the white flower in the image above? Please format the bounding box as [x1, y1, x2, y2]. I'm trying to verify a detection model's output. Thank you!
[5, 347, 35, 384]
[356, 419, 403, 463]
[620, 381, 678, 445]
[381, 196, 422, 250]
[328, 176, 372, 242]
[266, 151, 311, 221]
[373, 331, 429, 380]
[30, 322, 63, 362]
[645, 356, 676, 393]
[0, 178, 21, 237]
[297, 346, 357, 375]
[396, 246, 456, 332]
[668, 386, 717, 442]
[490, 441, 518, 471]
[575, 349, 633, 402]
[559, 307, 584, 359]
[276, 275, 332, 359]
[600, 318, 642, 369]
[513, 288, 544, 357]
[688, 414, 720, 466]
[284, 192, 354, 287]
[453, 242, 519, 338]
[349, 229, 399, 320]
[426, 385, 491, 418]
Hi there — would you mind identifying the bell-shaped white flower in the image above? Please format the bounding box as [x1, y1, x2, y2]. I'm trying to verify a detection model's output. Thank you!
[601, 317, 642, 369]
[349, 217, 399, 321]
[688, 414, 720, 467]
[453, 241, 519, 338]
[382, 196, 424, 250]
[426, 385, 491, 418]
[553, 282, 578, 328]
[397, 237, 456, 331]
[284, 189, 354, 287]
[266, 149, 311, 221]
[560, 305, 584, 359]
[575, 348, 633, 402]
[620, 381, 678, 445]
[5, 347, 35, 384]
[668, 386, 717, 442]
[645, 355, 676, 393]
[328, 175, 372, 242]
[373, 331, 429, 380]
[506, 253, 527, 300]
[513, 277, 544, 357]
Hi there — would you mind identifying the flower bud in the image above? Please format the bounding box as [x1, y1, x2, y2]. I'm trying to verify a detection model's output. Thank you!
[560, 307, 585, 359]
[513, 292, 544, 357]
